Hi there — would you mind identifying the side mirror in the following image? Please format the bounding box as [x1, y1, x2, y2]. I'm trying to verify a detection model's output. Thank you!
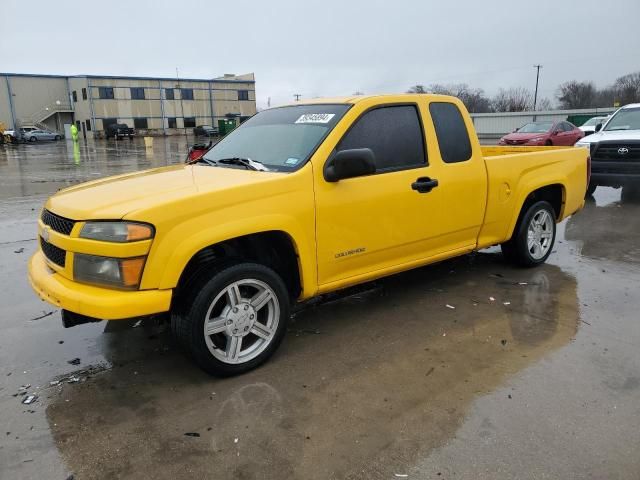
[324, 148, 376, 182]
[512, 128, 519, 133]
[595, 123, 603, 132]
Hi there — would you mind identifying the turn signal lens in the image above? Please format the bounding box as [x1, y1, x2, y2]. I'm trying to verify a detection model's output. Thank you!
[74, 254, 146, 289]
[121, 257, 146, 287]
[80, 222, 154, 242]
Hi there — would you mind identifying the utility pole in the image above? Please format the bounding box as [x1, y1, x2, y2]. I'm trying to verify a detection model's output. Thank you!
[293, 94, 301, 102]
[176, 67, 187, 140]
[533, 64, 542, 111]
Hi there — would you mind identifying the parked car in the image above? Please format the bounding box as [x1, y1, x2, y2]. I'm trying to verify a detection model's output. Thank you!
[575, 103, 640, 196]
[29, 94, 589, 376]
[579, 116, 609, 136]
[499, 120, 584, 146]
[25, 129, 62, 142]
[105, 123, 135, 139]
[193, 125, 219, 137]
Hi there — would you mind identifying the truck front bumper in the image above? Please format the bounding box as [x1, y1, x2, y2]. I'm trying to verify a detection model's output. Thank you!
[28, 251, 172, 320]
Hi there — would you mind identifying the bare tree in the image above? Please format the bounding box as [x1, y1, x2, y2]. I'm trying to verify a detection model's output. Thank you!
[556, 81, 596, 109]
[407, 85, 426, 94]
[536, 98, 553, 110]
[613, 72, 640, 105]
[492, 87, 533, 112]
[595, 87, 616, 108]
[425, 83, 492, 113]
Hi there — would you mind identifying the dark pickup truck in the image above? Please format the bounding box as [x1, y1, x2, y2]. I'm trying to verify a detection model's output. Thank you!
[105, 123, 135, 139]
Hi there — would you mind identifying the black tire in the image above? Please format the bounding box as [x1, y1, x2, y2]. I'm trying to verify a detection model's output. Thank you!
[29, 136, 37, 142]
[172, 262, 290, 376]
[501, 200, 556, 268]
[545, 139, 552, 146]
[55, 135, 61, 141]
[586, 183, 597, 197]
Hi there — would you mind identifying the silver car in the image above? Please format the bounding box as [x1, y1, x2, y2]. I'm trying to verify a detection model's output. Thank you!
[25, 129, 62, 142]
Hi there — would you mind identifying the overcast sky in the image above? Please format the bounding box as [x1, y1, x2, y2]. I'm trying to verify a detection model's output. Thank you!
[2, 0, 639, 109]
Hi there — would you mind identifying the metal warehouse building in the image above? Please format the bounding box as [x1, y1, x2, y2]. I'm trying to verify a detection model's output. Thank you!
[1, 72, 256, 138]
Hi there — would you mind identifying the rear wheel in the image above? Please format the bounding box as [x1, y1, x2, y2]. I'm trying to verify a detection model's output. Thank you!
[29, 136, 37, 142]
[501, 200, 556, 267]
[586, 183, 597, 197]
[172, 262, 290, 376]
[54, 135, 61, 141]
[545, 139, 552, 146]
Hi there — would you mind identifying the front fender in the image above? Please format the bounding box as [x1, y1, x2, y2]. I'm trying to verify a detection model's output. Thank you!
[143, 213, 318, 299]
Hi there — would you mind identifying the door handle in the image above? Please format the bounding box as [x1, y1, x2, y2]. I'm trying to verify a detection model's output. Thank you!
[411, 177, 439, 193]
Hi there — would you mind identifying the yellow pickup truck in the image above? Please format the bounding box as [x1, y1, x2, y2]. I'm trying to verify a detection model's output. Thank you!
[29, 94, 589, 376]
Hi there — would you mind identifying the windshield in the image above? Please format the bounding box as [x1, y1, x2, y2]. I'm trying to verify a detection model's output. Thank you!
[517, 122, 553, 133]
[582, 117, 605, 127]
[604, 107, 640, 131]
[203, 104, 350, 171]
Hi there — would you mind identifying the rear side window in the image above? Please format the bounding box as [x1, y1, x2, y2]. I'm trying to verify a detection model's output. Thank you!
[429, 102, 472, 163]
[337, 105, 426, 171]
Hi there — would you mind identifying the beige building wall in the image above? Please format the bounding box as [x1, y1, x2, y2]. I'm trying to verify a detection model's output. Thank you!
[1, 72, 257, 137]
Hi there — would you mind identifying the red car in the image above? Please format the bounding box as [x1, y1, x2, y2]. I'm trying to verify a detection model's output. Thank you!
[499, 120, 584, 146]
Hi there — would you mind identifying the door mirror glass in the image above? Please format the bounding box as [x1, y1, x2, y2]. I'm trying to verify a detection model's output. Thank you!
[595, 123, 603, 132]
[324, 148, 376, 182]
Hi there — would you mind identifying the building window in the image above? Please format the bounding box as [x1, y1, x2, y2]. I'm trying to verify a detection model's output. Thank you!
[134, 118, 148, 129]
[85, 119, 91, 131]
[183, 117, 196, 128]
[75, 120, 81, 129]
[72, 91, 77, 102]
[98, 87, 115, 99]
[165, 88, 174, 100]
[238, 90, 249, 101]
[82, 88, 87, 100]
[168, 117, 177, 128]
[181, 88, 194, 100]
[130, 87, 145, 100]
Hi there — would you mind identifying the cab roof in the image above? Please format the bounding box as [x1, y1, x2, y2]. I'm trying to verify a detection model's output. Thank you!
[280, 93, 453, 107]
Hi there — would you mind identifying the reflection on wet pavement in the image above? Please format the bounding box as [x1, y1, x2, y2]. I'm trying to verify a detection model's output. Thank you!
[1, 139, 640, 479]
[45, 255, 579, 479]
[566, 187, 640, 263]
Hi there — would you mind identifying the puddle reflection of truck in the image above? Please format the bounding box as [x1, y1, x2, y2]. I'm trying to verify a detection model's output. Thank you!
[29, 94, 589, 376]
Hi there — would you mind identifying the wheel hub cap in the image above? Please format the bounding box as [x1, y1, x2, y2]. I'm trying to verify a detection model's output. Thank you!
[224, 303, 257, 337]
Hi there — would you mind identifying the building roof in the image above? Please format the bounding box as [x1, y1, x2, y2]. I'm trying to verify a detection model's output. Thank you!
[1, 72, 255, 84]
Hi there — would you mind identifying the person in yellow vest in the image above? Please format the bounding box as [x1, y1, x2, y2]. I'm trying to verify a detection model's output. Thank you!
[70, 123, 79, 142]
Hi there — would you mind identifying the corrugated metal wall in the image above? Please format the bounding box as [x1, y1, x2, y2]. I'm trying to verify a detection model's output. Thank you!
[471, 108, 617, 138]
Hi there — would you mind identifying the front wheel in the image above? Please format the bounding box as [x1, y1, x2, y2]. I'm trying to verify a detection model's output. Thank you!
[586, 183, 597, 197]
[54, 135, 61, 141]
[501, 200, 556, 267]
[29, 136, 37, 142]
[172, 263, 290, 376]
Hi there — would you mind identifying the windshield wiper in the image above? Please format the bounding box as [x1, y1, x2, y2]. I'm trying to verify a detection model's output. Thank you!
[216, 157, 269, 171]
[195, 157, 218, 167]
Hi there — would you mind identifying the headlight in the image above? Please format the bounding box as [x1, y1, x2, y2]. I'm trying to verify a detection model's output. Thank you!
[526, 137, 544, 144]
[575, 142, 590, 149]
[80, 221, 154, 242]
[74, 254, 146, 289]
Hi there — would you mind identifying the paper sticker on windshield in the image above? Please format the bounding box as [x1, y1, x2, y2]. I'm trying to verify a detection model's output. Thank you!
[295, 113, 335, 124]
[285, 157, 300, 165]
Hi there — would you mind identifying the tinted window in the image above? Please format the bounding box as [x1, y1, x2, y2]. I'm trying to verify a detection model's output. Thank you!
[184, 117, 196, 128]
[130, 87, 145, 100]
[98, 87, 114, 99]
[85, 119, 91, 131]
[133, 118, 148, 129]
[429, 102, 472, 163]
[563, 122, 575, 131]
[181, 88, 194, 100]
[165, 88, 174, 100]
[168, 117, 177, 128]
[82, 88, 87, 100]
[337, 105, 426, 171]
[238, 90, 249, 101]
[72, 90, 77, 102]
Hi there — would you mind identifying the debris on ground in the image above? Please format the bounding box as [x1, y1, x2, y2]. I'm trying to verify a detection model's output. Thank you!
[67, 376, 81, 384]
[501, 339, 507, 346]
[425, 367, 435, 377]
[395, 474, 408, 478]
[508, 394, 512, 399]
[445, 304, 455, 309]
[184, 432, 200, 437]
[503, 301, 511, 305]
[489, 296, 496, 302]
[50, 380, 61, 386]
[14, 247, 24, 253]
[518, 282, 528, 285]
[22, 394, 38, 405]
[29, 310, 55, 321]
[67, 358, 81, 366]
[234, 438, 239, 443]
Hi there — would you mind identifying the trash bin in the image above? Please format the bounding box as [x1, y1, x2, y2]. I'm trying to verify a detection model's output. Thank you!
[218, 119, 236, 136]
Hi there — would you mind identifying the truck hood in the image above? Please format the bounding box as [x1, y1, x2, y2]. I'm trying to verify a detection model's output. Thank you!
[576, 129, 640, 145]
[46, 164, 283, 220]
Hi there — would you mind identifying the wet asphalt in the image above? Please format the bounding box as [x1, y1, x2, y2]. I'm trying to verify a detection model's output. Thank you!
[1, 137, 639, 480]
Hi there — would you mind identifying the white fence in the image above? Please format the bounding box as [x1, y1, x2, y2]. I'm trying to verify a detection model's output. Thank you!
[470, 107, 617, 139]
